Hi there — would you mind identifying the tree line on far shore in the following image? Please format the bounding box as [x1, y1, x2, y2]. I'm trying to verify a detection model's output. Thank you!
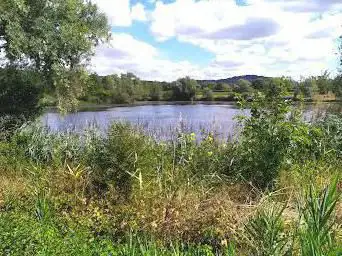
[33, 70, 342, 105]
[1, 66, 342, 117]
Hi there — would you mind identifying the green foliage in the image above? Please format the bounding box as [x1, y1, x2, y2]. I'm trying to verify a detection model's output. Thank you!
[234, 79, 253, 94]
[90, 123, 152, 198]
[245, 203, 290, 256]
[262, 77, 293, 97]
[83, 73, 153, 104]
[319, 114, 342, 157]
[243, 177, 341, 256]
[0, 115, 26, 141]
[172, 77, 198, 100]
[332, 76, 342, 97]
[234, 85, 324, 188]
[204, 89, 214, 101]
[215, 83, 231, 91]
[0, 210, 236, 256]
[0, 114, 341, 254]
[252, 78, 267, 91]
[316, 71, 332, 95]
[0, 67, 44, 140]
[297, 78, 318, 98]
[0, 211, 117, 255]
[0, 67, 42, 117]
[0, 0, 110, 111]
[149, 83, 163, 101]
[13, 122, 102, 164]
[298, 177, 341, 256]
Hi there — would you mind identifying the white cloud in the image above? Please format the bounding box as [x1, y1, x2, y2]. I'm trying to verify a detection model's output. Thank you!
[91, 33, 201, 81]
[91, 0, 342, 80]
[93, 0, 148, 26]
[147, 0, 342, 79]
[93, 0, 132, 26]
[91, 33, 250, 81]
[131, 3, 148, 22]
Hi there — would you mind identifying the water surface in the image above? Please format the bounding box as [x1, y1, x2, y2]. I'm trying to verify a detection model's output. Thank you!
[42, 103, 243, 139]
[42, 102, 339, 140]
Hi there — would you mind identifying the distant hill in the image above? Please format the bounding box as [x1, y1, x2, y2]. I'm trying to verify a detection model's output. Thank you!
[197, 75, 268, 85]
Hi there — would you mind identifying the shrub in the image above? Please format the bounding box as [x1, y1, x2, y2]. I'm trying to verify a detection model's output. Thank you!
[204, 89, 214, 101]
[90, 123, 153, 198]
[0, 115, 26, 141]
[233, 92, 325, 189]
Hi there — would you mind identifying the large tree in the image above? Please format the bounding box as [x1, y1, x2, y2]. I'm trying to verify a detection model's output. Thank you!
[0, 0, 109, 112]
[172, 77, 198, 101]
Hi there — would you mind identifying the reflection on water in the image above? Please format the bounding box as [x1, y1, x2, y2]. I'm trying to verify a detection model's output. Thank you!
[42, 103, 244, 140]
[41, 102, 341, 140]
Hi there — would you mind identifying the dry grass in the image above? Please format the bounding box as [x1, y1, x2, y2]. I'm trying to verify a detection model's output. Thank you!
[312, 92, 336, 102]
[0, 171, 30, 208]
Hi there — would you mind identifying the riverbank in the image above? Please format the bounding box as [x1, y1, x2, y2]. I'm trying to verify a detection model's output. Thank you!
[1, 96, 341, 255]
[43, 98, 341, 113]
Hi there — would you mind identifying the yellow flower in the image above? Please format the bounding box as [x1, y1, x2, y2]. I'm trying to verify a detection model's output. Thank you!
[207, 151, 213, 157]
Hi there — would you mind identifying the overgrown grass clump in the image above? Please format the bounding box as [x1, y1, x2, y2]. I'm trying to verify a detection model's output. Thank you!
[0, 97, 341, 255]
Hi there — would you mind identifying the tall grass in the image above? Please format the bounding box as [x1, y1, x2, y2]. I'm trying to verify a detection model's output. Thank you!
[298, 177, 341, 255]
[0, 99, 341, 254]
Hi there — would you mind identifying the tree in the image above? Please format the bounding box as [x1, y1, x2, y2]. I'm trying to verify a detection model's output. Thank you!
[316, 71, 331, 94]
[299, 77, 317, 98]
[215, 83, 230, 91]
[263, 78, 293, 98]
[149, 83, 162, 101]
[0, 0, 109, 112]
[102, 76, 115, 90]
[0, 67, 42, 117]
[252, 78, 267, 91]
[172, 77, 198, 100]
[332, 76, 342, 97]
[204, 88, 214, 101]
[234, 79, 253, 94]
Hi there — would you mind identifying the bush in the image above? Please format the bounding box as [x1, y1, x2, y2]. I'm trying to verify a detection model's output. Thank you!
[204, 89, 214, 101]
[320, 114, 342, 157]
[233, 92, 325, 189]
[90, 123, 153, 198]
[0, 67, 42, 117]
[0, 67, 43, 140]
[0, 115, 26, 141]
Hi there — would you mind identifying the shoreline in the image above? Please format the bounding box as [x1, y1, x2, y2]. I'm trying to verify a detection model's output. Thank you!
[43, 99, 341, 112]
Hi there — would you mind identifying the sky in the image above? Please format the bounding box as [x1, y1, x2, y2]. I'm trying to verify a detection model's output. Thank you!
[90, 0, 342, 81]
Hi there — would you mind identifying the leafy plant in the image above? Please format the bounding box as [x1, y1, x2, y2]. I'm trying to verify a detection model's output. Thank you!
[244, 202, 291, 256]
[298, 177, 341, 256]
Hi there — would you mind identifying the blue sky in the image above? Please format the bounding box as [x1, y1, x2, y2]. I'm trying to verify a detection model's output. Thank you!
[91, 0, 342, 81]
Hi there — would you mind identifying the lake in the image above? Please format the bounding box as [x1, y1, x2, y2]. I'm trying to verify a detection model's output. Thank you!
[42, 102, 245, 140]
[41, 102, 338, 140]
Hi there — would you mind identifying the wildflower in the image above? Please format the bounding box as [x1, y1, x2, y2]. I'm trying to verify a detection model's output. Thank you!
[190, 132, 196, 140]
[221, 239, 228, 247]
[207, 151, 213, 157]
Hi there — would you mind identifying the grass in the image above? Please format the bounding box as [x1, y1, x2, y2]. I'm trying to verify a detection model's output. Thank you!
[196, 91, 233, 101]
[0, 97, 341, 255]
